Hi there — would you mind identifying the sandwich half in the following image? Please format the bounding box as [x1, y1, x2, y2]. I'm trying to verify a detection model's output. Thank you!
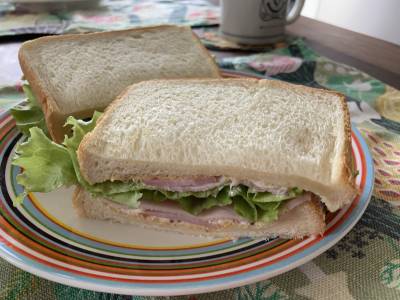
[70, 78, 357, 238]
[18, 25, 220, 142]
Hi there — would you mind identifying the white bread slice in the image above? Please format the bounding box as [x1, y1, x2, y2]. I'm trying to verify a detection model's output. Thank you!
[78, 78, 357, 212]
[18, 25, 220, 142]
[72, 187, 325, 239]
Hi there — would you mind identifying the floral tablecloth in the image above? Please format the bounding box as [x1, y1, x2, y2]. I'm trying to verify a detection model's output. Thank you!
[1, 3, 400, 300]
[0, 0, 219, 36]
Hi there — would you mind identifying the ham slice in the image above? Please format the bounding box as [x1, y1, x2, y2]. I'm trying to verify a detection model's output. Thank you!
[285, 193, 312, 210]
[139, 200, 245, 226]
[142, 176, 225, 192]
[138, 193, 312, 227]
[245, 182, 289, 195]
[142, 176, 289, 195]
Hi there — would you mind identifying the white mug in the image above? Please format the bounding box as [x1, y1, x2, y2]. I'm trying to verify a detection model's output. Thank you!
[221, 0, 305, 45]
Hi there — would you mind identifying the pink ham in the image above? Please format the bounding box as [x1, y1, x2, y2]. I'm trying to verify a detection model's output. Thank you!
[142, 176, 290, 195]
[284, 193, 312, 210]
[142, 176, 225, 192]
[138, 193, 312, 227]
[142, 176, 288, 195]
[139, 200, 245, 226]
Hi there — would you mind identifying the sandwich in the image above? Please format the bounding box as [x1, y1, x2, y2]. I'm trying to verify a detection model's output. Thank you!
[12, 25, 220, 143]
[13, 78, 357, 239]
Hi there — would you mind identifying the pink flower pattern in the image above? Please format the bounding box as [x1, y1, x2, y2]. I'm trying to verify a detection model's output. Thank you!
[248, 56, 302, 76]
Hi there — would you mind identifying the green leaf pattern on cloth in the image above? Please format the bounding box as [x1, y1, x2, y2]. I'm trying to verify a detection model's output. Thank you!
[381, 259, 400, 290]
[315, 58, 386, 105]
[380, 238, 400, 290]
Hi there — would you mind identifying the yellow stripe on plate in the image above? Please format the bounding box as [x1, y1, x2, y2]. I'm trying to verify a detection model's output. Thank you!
[29, 193, 230, 250]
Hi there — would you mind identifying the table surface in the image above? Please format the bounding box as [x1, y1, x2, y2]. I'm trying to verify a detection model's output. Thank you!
[287, 17, 400, 89]
[211, 16, 400, 89]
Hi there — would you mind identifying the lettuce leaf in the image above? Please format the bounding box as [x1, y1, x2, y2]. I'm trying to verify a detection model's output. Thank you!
[11, 112, 102, 205]
[256, 202, 281, 223]
[230, 186, 303, 223]
[233, 196, 258, 222]
[12, 127, 77, 204]
[61, 112, 143, 208]
[177, 187, 232, 215]
[63, 112, 102, 150]
[105, 191, 143, 207]
[251, 187, 303, 203]
[12, 112, 303, 222]
[159, 186, 223, 200]
[10, 84, 48, 136]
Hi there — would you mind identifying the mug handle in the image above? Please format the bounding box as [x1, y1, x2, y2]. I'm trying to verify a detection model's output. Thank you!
[286, 0, 305, 24]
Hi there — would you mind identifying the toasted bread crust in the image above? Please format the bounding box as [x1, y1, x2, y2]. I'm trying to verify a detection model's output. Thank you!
[18, 25, 220, 143]
[188, 29, 221, 78]
[19, 48, 60, 142]
[310, 193, 326, 225]
[265, 80, 358, 210]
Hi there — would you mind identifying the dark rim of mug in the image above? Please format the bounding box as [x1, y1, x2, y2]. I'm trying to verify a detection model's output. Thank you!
[221, 31, 284, 39]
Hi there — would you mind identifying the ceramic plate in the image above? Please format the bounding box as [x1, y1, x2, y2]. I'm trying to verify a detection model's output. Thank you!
[0, 73, 374, 296]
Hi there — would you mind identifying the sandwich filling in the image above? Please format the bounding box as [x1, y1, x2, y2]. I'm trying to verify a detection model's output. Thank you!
[140, 176, 289, 194]
[82, 177, 305, 223]
[11, 89, 309, 223]
[135, 192, 312, 226]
